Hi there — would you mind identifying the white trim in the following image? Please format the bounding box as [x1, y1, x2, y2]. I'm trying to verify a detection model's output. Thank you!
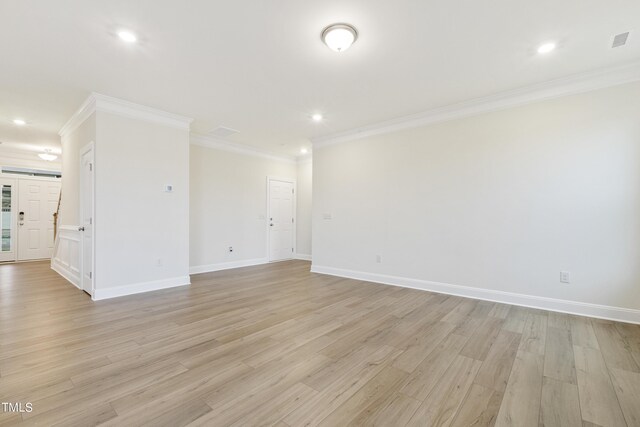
[312, 60, 640, 148]
[190, 257, 268, 275]
[0, 177, 17, 262]
[267, 176, 297, 262]
[79, 142, 95, 295]
[51, 262, 80, 289]
[92, 276, 191, 301]
[294, 253, 312, 261]
[0, 172, 61, 182]
[58, 225, 79, 231]
[310, 265, 640, 325]
[93, 93, 193, 130]
[0, 166, 61, 177]
[60, 93, 193, 138]
[59, 95, 97, 139]
[51, 226, 81, 288]
[191, 133, 296, 164]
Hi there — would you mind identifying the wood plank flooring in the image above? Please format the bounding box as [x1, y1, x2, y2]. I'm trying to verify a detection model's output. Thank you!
[1, 260, 639, 426]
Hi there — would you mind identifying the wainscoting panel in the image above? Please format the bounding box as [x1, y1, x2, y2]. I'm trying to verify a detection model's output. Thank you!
[51, 225, 81, 288]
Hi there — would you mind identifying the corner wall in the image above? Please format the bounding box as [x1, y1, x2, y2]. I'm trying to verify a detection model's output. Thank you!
[59, 112, 95, 226]
[312, 81, 640, 322]
[189, 144, 298, 273]
[296, 159, 312, 259]
[93, 110, 190, 297]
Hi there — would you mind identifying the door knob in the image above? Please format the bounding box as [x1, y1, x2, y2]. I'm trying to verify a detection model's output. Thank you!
[78, 226, 85, 231]
[270, 223, 274, 227]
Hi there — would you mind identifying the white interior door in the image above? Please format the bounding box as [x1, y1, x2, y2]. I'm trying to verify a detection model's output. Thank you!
[0, 179, 17, 262]
[268, 179, 294, 261]
[80, 146, 94, 294]
[18, 179, 60, 261]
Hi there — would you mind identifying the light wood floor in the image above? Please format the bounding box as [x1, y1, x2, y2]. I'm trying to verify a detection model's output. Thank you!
[1, 261, 639, 426]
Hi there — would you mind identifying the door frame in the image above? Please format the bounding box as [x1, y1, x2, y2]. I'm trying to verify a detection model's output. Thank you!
[0, 173, 62, 262]
[0, 178, 17, 262]
[79, 142, 95, 295]
[266, 176, 296, 262]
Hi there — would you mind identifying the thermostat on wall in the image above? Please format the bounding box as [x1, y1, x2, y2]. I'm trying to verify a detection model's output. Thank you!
[164, 184, 173, 193]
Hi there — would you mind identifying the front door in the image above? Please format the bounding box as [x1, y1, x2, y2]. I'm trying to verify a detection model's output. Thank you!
[17, 179, 61, 261]
[268, 179, 294, 261]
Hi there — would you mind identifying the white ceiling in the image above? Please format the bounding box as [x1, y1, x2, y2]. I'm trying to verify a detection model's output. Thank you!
[1, 0, 639, 157]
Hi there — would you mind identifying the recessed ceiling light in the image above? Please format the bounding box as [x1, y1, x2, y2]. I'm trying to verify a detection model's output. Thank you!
[537, 42, 556, 54]
[300, 148, 309, 154]
[13, 119, 26, 126]
[312, 114, 323, 122]
[38, 149, 57, 162]
[118, 30, 138, 43]
[322, 23, 358, 52]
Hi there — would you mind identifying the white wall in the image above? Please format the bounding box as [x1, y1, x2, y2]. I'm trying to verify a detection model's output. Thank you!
[312, 82, 640, 318]
[94, 111, 190, 293]
[296, 159, 312, 258]
[189, 144, 297, 272]
[59, 112, 95, 226]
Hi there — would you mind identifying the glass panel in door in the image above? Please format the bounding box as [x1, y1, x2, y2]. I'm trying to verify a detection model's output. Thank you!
[0, 182, 16, 262]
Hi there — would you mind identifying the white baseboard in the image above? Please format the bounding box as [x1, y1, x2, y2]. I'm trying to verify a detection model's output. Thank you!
[92, 275, 191, 301]
[190, 258, 268, 275]
[310, 265, 640, 325]
[51, 259, 80, 289]
[294, 253, 312, 261]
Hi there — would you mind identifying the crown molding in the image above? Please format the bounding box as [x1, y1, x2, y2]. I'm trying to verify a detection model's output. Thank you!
[312, 60, 640, 148]
[190, 133, 297, 164]
[60, 92, 193, 138]
[59, 94, 96, 139]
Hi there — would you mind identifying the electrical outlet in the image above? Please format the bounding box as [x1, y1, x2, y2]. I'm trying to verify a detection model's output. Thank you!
[376, 255, 382, 263]
[228, 246, 233, 253]
[560, 271, 570, 284]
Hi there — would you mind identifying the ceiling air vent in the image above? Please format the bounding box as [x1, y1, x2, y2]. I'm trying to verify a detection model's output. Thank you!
[209, 126, 239, 139]
[612, 32, 630, 48]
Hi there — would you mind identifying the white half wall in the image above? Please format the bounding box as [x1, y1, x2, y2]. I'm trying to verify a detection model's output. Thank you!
[189, 143, 297, 273]
[312, 81, 640, 323]
[51, 226, 81, 288]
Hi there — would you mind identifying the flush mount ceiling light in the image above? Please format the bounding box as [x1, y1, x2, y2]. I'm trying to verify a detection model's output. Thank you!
[322, 23, 358, 52]
[38, 149, 58, 162]
[537, 42, 556, 54]
[13, 119, 26, 126]
[118, 30, 138, 43]
[311, 113, 323, 122]
[300, 148, 309, 154]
